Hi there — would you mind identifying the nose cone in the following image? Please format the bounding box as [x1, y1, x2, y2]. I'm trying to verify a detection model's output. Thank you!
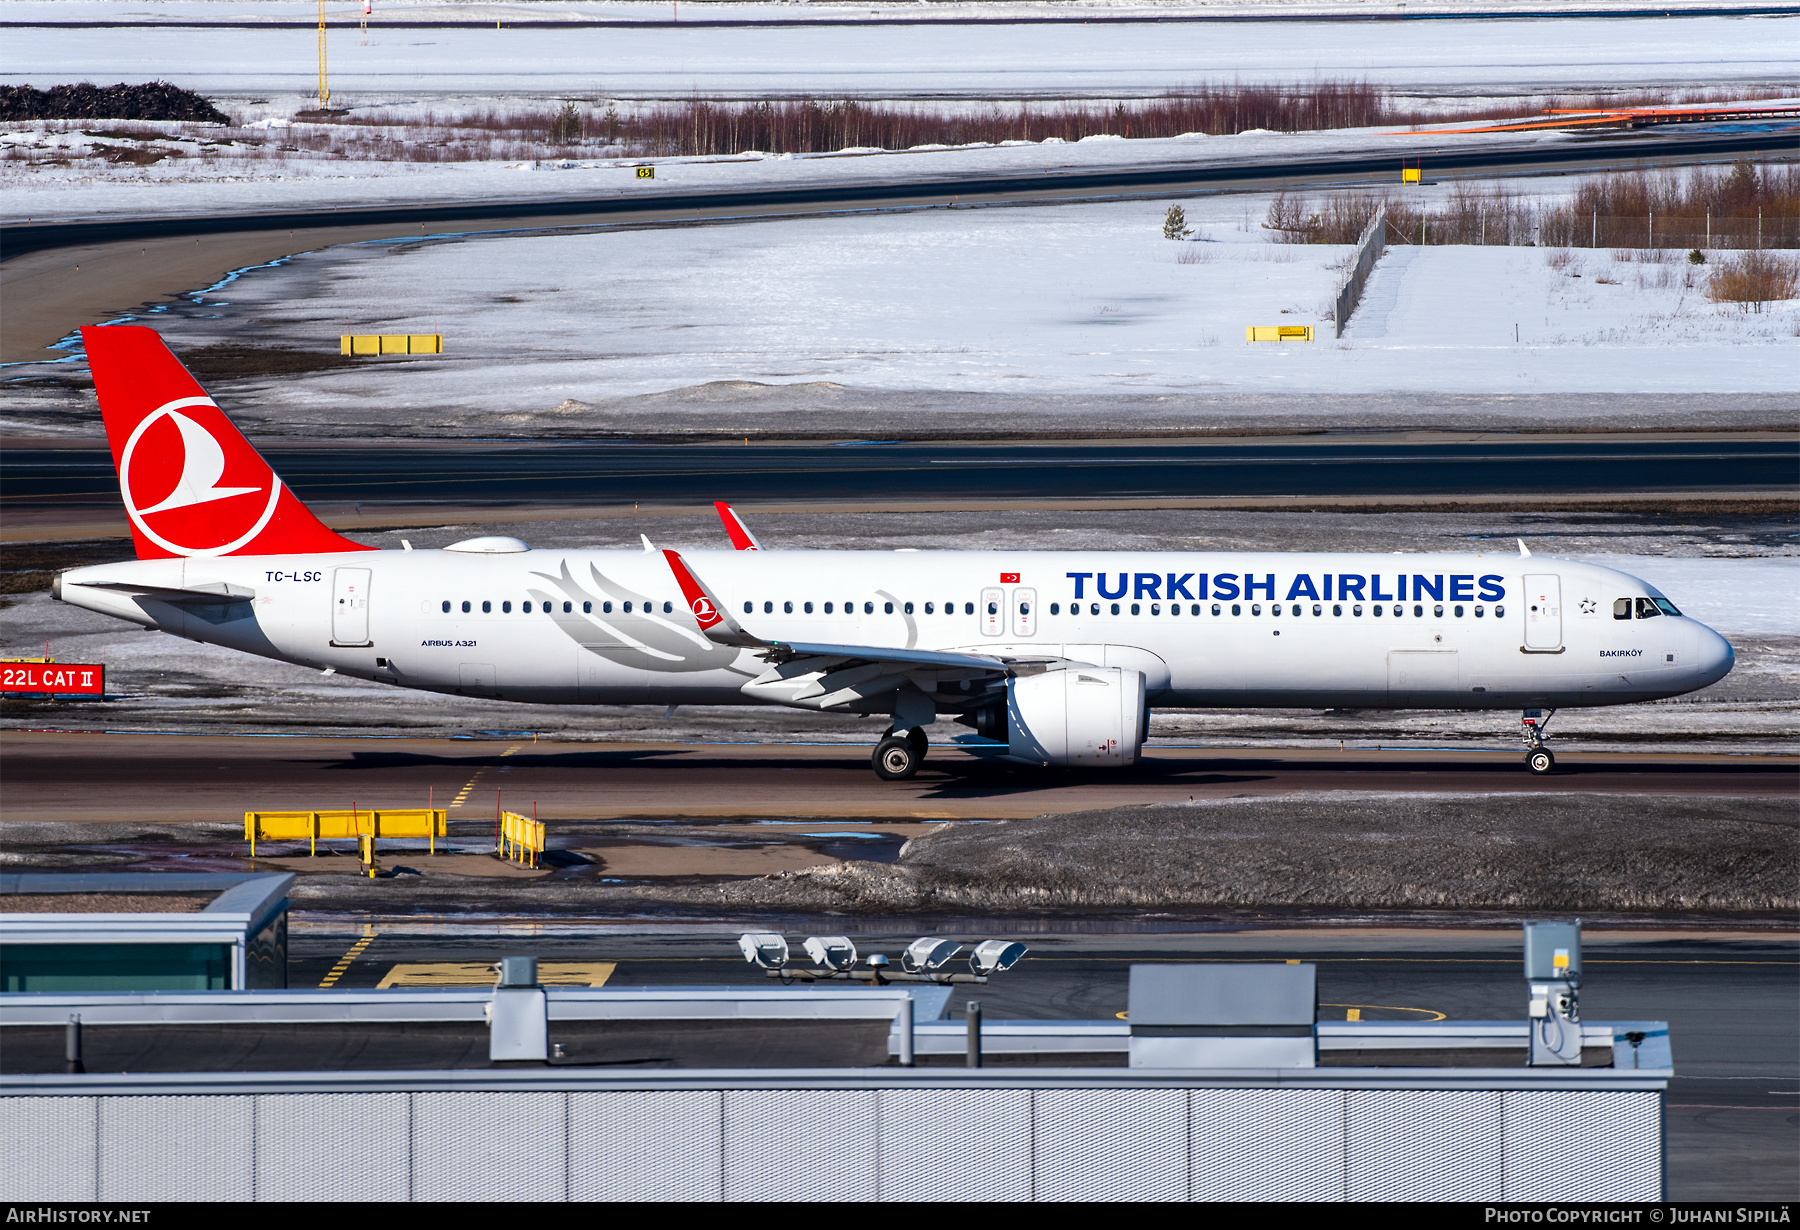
[1693, 624, 1735, 689]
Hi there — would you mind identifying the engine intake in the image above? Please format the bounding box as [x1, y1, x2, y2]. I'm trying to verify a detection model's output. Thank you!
[1006, 666, 1146, 767]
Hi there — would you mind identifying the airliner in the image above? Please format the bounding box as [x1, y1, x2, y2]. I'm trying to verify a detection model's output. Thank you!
[53, 326, 1735, 779]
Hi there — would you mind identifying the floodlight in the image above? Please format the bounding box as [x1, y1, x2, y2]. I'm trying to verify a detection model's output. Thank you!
[738, 932, 789, 970]
[902, 937, 962, 974]
[866, 954, 890, 968]
[969, 940, 1028, 976]
[802, 935, 857, 971]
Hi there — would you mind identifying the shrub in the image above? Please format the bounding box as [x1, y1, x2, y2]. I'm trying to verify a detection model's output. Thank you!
[1162, 204, 1191, 240]
[1705, 251, 1799, 313]
[1688, 249, 1706, 265]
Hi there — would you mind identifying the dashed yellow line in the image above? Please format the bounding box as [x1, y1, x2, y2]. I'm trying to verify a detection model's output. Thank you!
[319, 929, 376, 988]
[449, 745, 522, 809]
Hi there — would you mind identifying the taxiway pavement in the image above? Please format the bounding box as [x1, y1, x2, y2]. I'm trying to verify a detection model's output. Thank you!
[3, 732, 1793, 823]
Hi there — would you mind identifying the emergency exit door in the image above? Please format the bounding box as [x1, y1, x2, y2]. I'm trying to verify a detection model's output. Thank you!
[980, 587, 1004, 636]
[1012, 588, 1037, 637]
[332, 567, 372, 646]
[1522, 573, 1562, 651]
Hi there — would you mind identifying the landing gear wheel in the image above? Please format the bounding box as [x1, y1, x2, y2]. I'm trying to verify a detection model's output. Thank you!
[873, 736, 921, 780]
[906, 728, 929, 757]
[1526, 749, 1556, 776]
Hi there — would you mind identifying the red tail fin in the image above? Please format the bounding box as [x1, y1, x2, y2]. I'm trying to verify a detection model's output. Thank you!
[82, 326, 371, 560]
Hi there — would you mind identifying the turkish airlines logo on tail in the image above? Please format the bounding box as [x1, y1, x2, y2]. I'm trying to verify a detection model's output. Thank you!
[690, 595, 721, 629]
[120, 398, 280, 557]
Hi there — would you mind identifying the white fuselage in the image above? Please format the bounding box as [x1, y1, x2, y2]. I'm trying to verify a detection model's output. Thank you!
[63, 547, 1735, 713]
[57, 547, 1733, 712]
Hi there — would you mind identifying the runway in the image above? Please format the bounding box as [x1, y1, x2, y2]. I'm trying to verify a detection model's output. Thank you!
[3, 732, 1792, 823]
[4, 435, 1793, 540]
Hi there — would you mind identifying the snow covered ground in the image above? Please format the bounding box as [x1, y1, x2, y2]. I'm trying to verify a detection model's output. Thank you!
[3, 9, 1792, 98]
[18, 189, 1787, 438]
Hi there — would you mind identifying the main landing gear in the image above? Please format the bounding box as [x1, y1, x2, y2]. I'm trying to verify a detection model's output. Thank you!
[872, 726, 929, 781]
[1522, 709, 1557, 775]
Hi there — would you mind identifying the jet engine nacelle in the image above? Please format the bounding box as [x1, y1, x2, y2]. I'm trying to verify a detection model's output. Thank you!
[1006, 666, 1146, 767]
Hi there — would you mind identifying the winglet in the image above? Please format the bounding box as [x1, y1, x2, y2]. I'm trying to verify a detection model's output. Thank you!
[714, 502, 762, 551]
[1518, 539, 1532, 557]
[663, 549, 765, 648]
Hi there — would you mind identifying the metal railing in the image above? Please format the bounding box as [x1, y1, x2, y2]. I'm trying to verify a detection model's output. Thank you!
[1333, 207, 1386, 338]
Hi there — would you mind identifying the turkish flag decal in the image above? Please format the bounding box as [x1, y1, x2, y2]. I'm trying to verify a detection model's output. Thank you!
[1000, 572, 1021, 584]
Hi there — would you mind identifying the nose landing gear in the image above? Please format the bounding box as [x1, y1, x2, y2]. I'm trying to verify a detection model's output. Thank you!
[1522, 709, 1557, 775]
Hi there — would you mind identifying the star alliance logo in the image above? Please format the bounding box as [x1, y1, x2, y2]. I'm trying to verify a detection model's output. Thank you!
[1578, 598, 1597, 614]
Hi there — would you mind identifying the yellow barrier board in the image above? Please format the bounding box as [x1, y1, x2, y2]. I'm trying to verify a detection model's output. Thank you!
[244, 809, 446, 856]
[1402, 167, 1422, 184]
[339, 334, 443, 356]
[500, 810, 546, 867]
[1245, 325, 1314, 343]
[378, 961, 616, 988]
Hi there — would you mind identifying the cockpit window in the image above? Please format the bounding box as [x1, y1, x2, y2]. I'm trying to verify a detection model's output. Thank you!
[1635, 597, 1662, 619]
[1613, 598, 1632, 620]
[1652, 597, 1681, 617]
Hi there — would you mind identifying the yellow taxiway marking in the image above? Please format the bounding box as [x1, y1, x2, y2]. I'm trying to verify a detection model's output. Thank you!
[452, 744, 524, 809]
[1322, 1003, 1447, 1022]
[376, 961, 617, 988]
[319, 929, 376, 988]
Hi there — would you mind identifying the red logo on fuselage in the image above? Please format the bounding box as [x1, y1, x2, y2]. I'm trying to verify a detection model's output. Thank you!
[120, 399, 279, 557]
[1000, 572, 1021, 584]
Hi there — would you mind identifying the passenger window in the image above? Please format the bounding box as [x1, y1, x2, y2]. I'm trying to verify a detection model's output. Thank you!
[482, 600, 492, 613]
[1372, 605, 1383, 617]
[1613, 598, 1632, 620]
[1191, 604, 1201, 616]
[784, 601, 793, 614]
[925, 602, 935, 614]
[1434, 604, 1443, 618]
[1231, 604, 1241, 616]
[824, 602, 834, 614]
[804, 601, 814, 614]
[1352, 605, 1363, 616]
[1130, 603, 1140, 615]
[503, 601, 512, 613]
[1473, 605, 1483, 617]
[1292, 604, 1302, 616]
[1413, 604, 1422, 617]
[1332, 604, 1342, 616]
[585, 601, 594, 614]
[461, 600, 470, 613]
[904, 602, 914, 614]
[1311, 604, 1321, 616]
[987, 602, 997, 615]
[1455, 605, 1465, 617]
[1020, 602, 1030, 615]
[962, 602, 972, 615]
[663, 602, 673, 614]
[563, 601, 572, 614]
[1494, 604, 1505, 618]
[1047, 603, 1057, 615]
[442, 601, 451, 613]
[764, 601, 773, 614]
[601, 601, 611, 613]
[1149, 603, 1159, 615]
[1270, 604, 1280, 617]
[1636, 598, 1661, 619]
[1654, 597, 1681, 616]
[886, 602, 895, 615]
[524, 602, 533, 613]
[1110, 603, 1121, 615]
[1211, 604, 1221, 616]
[744, 602, 753, 614]
[623, 601, 633, 613]
[1251, 604, 1261, 616]
[1393, 605, 1402, 617]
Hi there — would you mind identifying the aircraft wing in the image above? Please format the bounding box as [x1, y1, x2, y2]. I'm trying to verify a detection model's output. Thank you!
[662, 554, 1015, 687]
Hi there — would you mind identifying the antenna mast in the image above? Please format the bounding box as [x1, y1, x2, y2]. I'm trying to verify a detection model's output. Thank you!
[317, 0, 329, 109]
